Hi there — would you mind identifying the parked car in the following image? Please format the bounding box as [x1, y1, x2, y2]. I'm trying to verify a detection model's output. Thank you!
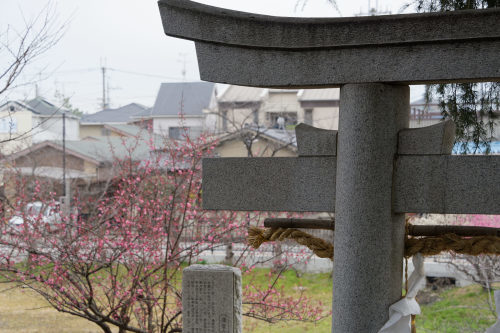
[8, 201, 61, 227]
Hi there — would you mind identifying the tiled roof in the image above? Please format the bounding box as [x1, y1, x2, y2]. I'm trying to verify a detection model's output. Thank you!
[81, 103, 148, 124]
[104, 124, 144, 137]
[149, 82, 215, 116]
[25, 97, 70, 116]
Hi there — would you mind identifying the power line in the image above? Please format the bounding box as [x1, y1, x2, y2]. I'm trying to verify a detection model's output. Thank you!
[107, 67, 197, 81]
[52, 66, 196, 81]
[52, 68, 99, 74]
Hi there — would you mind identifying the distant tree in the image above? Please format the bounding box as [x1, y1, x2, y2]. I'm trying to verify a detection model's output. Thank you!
[54, 90, 83, 117]
[0, 2, 66, 146]
[0, 3, 65, 99]
[0, 133, 325, 333]
[415, 0, 500, 153]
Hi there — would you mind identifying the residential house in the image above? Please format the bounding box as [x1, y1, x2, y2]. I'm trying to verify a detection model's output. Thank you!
[0, 97, 80, 155]
[80, 103, 149, 138]
[215, 85, 340, 134]
[2, 134, 160, 202]
[213, 127, 297, 158]
[298, 88, 340, 130]
[410, 97, 500, 143]
[409, 97, 443, 128]
[81, 123, 148, 140]
[216, 85, 264, 133]
[132, 82, 217, 140]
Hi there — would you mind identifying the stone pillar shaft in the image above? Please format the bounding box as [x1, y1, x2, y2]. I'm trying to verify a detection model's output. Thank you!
[332, 83, 409, 332]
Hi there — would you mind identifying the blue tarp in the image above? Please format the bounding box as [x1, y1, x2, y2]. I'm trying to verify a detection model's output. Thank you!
[453, 141, 500, 155]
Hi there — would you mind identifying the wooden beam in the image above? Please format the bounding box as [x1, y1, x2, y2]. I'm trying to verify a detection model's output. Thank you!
[264, 218, 335, 230]
[263, 218, 500, 237]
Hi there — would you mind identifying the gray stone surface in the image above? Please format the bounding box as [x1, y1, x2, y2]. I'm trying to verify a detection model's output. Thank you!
[398, 120, 455, 155]
[295, 123, 337, 156]
[202, 157, 336, 212]
[394, 155, 500, 214]
[159, 0, 500, 87]
[182, 265, 241, 333]
[160, 2, 500, 332]
[195, 40, 500, 87]
[159, 0, 499, 49]
[203, 154, 500, 214]
[333, 83, 409, 333]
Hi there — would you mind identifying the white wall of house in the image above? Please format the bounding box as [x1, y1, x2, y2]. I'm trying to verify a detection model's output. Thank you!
[311, 107, 339, 130]
[0, 103, 33, 154]
[153, 116, 205, 139]
[0, 101, 81, 155]
[32, 115, 80, 142]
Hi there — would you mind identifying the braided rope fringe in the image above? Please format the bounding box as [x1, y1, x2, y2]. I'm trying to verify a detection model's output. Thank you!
[405, 233, 500, 258]
[248, 227, 500, 259]
[248, 226, 334, 260]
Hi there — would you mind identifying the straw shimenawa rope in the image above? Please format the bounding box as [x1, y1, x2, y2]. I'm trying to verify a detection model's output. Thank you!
[405, 233, 500, 258]
[248, 226, 334, 260]
[248, 226, 500, 259]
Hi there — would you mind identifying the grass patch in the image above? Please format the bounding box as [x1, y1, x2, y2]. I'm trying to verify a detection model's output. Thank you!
[0, 268, 498, 332]
[242, 269, 332, 332]
[417, 284, 497, 333]
[0, 283, 110, 333]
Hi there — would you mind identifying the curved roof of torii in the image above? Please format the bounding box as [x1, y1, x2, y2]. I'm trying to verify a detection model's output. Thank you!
[158, 0, 500, 87]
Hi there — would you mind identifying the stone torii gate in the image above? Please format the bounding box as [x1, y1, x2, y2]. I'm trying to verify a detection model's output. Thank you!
[158, 1, 500, 331]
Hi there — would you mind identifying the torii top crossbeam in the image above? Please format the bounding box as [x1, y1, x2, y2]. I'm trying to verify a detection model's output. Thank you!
[159, 0, 500, 87]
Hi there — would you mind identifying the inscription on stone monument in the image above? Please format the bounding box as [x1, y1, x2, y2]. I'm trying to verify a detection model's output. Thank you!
[182, 265, 242, 333]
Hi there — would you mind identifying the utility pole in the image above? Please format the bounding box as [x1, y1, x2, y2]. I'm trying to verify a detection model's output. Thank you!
[356, 0, 391, 16]
[178, 53, 188, 81]
[62, 111, 68, 213]
[101, 66, 108, 109]
[35, 72, 42, 98]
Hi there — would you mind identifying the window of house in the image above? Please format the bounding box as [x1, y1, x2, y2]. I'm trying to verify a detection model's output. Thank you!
[269, 112, 298, 129]
[101, 128, 111, 136]
[0, 118, 17, 133]
[169, 126, 190, 140]
[304, 109, 313, 125]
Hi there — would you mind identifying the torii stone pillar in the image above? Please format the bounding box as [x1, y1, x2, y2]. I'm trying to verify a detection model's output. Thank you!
[334, 84, 409, 331]
[157, 1, 500, 331]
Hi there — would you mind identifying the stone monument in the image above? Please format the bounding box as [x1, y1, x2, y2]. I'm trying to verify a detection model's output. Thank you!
[158, 1, 500, 331]
[182, 265, 242, 333]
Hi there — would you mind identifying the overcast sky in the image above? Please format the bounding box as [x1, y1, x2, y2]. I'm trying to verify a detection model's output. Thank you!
[1, 0, 423, 113]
